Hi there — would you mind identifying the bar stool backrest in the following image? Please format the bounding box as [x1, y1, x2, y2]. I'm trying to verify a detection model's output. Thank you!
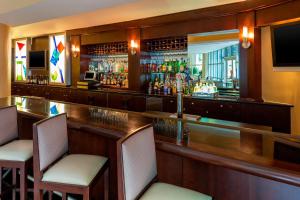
[34, 114, 68, 171]
[0, 106, 18, 146]
[120, 126, 157, 200]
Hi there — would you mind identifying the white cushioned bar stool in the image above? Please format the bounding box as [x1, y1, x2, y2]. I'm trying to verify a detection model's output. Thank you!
[33, 113, 109, 200]
[0, 106, 33, 200]
[117, 125, 213, 200]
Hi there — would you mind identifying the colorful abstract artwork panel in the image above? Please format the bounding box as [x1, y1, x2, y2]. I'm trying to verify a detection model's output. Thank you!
[49, 34, 66, 84]
[15, 39, 27, 81]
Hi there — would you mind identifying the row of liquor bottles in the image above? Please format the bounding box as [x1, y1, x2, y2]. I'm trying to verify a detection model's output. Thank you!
[147, 75, 218, 96]
[26, 75, 49, 85]
[88, 57, 128, 74]
[140, 58, 189, 74]
[99, 73, 129, 88]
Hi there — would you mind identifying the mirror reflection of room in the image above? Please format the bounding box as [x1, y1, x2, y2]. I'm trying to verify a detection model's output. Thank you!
[188, 30, 240, 97]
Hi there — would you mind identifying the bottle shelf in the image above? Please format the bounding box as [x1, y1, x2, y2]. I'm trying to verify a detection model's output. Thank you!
[141, 36, 188, 52]
[99, 71, 128, 74]
[83, 41, 128, 56]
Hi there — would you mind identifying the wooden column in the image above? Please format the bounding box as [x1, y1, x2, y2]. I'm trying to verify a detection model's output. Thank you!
[127, 28, 142, 91]
[70, 35, 81, 87]
[238, 11, 262, 101]
[0, 24, 10, 98]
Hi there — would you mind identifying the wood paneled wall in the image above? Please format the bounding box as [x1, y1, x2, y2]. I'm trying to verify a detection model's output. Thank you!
[70, 35, 81, 86]
[66, 0, 300, 100]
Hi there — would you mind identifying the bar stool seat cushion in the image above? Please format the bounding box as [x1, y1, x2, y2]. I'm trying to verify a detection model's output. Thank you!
[140, 182, 212, 200]
[0, 140, 33, 162]
[42, 154, 107, 186]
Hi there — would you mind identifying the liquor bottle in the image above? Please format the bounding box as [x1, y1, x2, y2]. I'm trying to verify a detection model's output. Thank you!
[163, 81, 168, 95]
[99, 74, 103, 85]
[154, 77, 159, 94]
[172, 80, 177, 95]
[124, 75, 128, 88]
[152, 61, 157, 73]
[167, 82, 171, 95]
[213, 83, 218, 93]
[167, 60, 173, 73]
[179, 58, 185, 73]
[165, 75, 171, 95]
[148, 82, 152, 94]
[189, 81, 194, 96]
[161, 61, 167, 73]
[194, 82, 200, 93]
[160, 80, 164, 94]
[103, 75, 106, 85]
[176, 59, 181, 73]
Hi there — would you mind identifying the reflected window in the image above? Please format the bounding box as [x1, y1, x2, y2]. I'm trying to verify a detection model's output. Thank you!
[188, 30, 240, 96]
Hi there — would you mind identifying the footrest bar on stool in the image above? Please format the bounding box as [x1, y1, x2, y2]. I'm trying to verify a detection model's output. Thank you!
[52, 191, 77, 200]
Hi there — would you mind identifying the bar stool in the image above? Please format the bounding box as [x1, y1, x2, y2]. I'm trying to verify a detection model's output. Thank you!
[117, 125, 213, 200]
[33, 113, 109, 200]
[0, 106, 33, 200]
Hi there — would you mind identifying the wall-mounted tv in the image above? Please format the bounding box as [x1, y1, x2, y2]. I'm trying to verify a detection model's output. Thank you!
[29, 50, 47, 69]
[271, 22, 300, 67]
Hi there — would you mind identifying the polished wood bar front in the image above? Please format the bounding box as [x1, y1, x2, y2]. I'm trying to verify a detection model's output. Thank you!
[1, 96, 300, 200]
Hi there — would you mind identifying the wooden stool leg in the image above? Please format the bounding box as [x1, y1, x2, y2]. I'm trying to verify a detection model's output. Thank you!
[104, 168, 109, 200]
[33, 185, 43, 200]
[12, 168, 16, 200]
[0, 167, 2, 195]
[20, 165, 27, 200]
[83, 189, 90, 200]
[48, 191, 53, 200]
[62, 192, 67, 200]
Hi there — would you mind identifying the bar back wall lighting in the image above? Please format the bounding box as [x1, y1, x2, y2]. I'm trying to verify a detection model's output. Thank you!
[72, 44, 80, 58]
[242, 26, 254, 49]
[130, 40, 138, 55]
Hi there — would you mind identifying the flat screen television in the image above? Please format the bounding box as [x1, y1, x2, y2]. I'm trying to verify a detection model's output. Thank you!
[271, 22, 300, 67]
[29, 51, 47, 69]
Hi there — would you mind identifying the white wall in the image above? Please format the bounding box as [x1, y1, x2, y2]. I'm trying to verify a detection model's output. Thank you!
[261, 26, 300, 135]
[0, 23, 10, 98]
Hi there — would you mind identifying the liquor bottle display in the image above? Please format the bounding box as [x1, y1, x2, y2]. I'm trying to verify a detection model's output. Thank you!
[81, 41, 129, 88]
[141, 36, 219, 97]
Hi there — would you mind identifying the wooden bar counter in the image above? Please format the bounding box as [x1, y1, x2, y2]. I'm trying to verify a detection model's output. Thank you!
[0, 96, 300, 200]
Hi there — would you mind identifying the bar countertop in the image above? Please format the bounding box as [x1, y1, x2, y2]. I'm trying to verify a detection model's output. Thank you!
[1, 96, 300, 187]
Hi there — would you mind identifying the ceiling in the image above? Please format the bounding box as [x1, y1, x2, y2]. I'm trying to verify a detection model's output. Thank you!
[1, 0, 245, 27]
[188, 40, 239, 54]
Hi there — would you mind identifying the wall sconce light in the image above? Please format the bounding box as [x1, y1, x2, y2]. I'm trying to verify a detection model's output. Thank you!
[242, 26, 254, 49]
[72, 44, 80, 58]
[130, 40, 138, 55]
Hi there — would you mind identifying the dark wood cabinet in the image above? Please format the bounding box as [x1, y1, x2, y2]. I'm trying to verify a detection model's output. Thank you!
[107, 93, 131, 110]
[70, 89, 89, 104]
[27, 85, 45, 97]
[209, 101, 241, 122]
[48, 87, 71, 102]
[163, 97, 177, 113]
[11, 83, 29, 96]
[107, 93, 146, 112]
[241, 103, 291, 133]
[127, 96, 146, 112]
[184, 99, 211, 116]
[88, 92, 107, 107]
